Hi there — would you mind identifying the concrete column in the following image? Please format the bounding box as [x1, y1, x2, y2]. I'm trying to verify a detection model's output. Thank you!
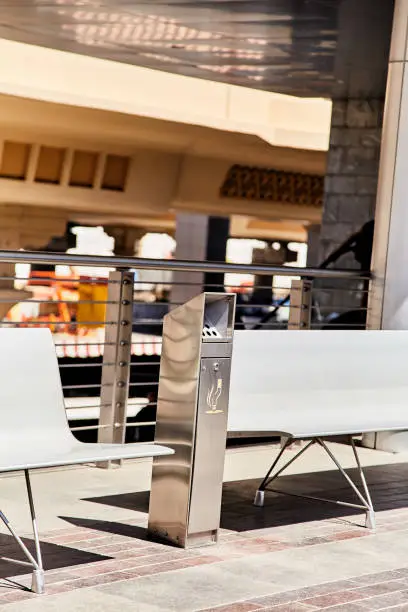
[363, 0, 408, 452]
[104, 226, 145, 257]
[306, 224, 321, 268]
[171, 213, 229, 306]
[368, 0, 408, 330]
[203, 216, 229, 292]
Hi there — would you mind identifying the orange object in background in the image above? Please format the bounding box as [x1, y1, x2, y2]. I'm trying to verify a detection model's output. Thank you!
[228, 280, 253, 294]
[77, 277, 108, 330]
[27, 270, 55, 287]
[5, 269, 109, 335]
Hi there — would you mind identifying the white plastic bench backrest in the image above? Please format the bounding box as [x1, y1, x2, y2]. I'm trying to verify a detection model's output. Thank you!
[228, 330, 408, 438]
[0, 328, 172, 596]
[0, 328, 73, 449]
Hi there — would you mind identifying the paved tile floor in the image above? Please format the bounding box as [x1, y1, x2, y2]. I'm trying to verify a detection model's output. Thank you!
[0, 443, 408, 610]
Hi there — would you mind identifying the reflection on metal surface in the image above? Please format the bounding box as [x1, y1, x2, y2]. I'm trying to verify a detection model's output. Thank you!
[220, 165, 324, 207]
[0, 0, 341, 95]
[148, 292, 236, 548]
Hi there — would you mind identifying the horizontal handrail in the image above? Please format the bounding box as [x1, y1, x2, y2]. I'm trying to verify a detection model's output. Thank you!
[0, 249, 369, 280]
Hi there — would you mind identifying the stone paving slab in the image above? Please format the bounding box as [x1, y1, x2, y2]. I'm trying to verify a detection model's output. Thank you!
[0, 444, 407, 610]
[4, 520, 408, 611]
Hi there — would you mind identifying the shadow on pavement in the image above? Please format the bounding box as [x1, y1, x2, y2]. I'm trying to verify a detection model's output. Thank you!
[77, 463, 408, 533]
[59, 516, 148, 541]
[0, 533, 110, 581]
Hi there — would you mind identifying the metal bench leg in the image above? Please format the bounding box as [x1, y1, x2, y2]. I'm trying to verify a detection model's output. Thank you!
[254, 439, 315, 507]
[350, 438, 376, 530]
[0, 471, 44, 594]
[25, 470, 44, 593]
[254, 437, 375, 530]
[317, 439, 375, 531]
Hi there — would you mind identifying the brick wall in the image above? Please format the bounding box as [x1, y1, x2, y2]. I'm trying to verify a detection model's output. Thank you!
[315, 99, 384, 314]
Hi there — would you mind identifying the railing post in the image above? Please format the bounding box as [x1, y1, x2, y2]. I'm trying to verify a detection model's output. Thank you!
[98, 270, 134, 467]
[288, 279, 312, 330]
[284, 279, 312, 449]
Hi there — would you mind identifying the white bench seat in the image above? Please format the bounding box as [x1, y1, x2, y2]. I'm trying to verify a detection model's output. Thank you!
[0, 442, 169, 473]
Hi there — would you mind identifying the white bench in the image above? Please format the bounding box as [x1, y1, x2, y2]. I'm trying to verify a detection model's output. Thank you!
[228, 330, 408, 530]
[0, 329, 172, 594]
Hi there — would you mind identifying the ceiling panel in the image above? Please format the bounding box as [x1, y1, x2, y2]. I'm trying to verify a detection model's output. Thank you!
[0, 0, 341, 96]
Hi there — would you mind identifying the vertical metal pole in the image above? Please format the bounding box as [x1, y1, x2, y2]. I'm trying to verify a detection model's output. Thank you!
[24, 471, 43, 572]
[288, 279, 312, 330]
[284, 279, 312, 448]
[98, 270, 134, 467]
[25, 470, 45, 593]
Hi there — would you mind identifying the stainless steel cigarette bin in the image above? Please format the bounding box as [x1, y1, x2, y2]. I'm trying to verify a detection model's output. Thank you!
[148, 292, 236, 548]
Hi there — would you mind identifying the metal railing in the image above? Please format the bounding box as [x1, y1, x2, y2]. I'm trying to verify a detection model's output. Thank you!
[0, 249, 369, 460]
